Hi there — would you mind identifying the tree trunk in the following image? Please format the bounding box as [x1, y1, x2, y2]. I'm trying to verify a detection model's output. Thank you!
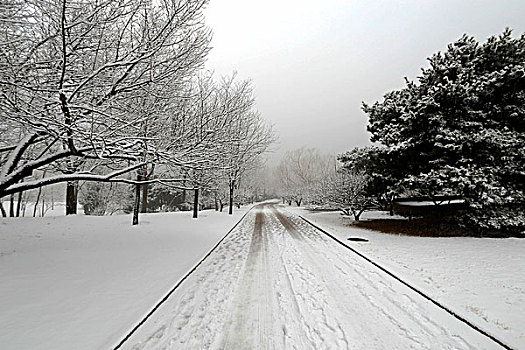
[9, 193, 15, 217]
[132, 175, 142, 225]
[65, 181, 78, 215]
[193, 188, 199, 219]
[228, 182, 234, 215]
[0, 201, 6, 217]
[141, 182, 148, 213]
[214, 192, 219, 211]
[295, 199, 302, 206]
[33, 187, 42, 217]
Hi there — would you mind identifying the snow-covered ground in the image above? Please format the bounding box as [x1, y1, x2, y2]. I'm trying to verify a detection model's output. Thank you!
[2, 203, 523, 349]
[0, 207, 249, 350]
[124, 204, 504, 349]
[289, 207, 525, 349]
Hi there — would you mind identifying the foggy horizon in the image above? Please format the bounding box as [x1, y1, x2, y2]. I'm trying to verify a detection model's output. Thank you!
[204, 0, 525, 162]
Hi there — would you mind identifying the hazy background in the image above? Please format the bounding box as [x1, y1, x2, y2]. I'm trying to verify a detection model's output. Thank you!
[204, 0, 525, 162]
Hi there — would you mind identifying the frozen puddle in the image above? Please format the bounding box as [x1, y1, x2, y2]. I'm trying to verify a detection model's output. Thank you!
[123, 205, 503, 349]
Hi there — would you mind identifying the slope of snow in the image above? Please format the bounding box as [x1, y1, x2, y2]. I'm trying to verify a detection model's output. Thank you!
[0, 208, 249, 350]
[289, 207, 525, 349]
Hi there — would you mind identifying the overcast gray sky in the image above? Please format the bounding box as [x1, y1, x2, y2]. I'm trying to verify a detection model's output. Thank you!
[204, 0, 525, 162]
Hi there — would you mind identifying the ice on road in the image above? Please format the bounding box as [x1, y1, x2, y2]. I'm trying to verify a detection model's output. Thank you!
[125, 204, 502, 349]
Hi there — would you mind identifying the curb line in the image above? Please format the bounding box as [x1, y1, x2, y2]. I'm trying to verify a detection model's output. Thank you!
[298, 214, 513, 350]
[113, 206, 255, 350]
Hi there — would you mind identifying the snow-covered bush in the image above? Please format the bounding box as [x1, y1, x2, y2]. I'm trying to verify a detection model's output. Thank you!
[345, 29, 525, 235]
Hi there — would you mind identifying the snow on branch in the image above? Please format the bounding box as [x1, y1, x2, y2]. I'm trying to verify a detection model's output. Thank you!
[3, 162, 149, 196]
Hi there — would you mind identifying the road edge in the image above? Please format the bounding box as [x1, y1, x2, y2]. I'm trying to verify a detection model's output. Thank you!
[113, 205, 255, 350]
[298, 214, 514, 350]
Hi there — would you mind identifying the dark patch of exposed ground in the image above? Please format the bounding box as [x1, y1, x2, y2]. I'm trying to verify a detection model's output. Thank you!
[352, 217, 471, 237]
[351, 216, 523, 238]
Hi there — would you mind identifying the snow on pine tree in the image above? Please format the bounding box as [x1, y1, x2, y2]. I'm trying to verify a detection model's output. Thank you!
[358, 29, 524, 235]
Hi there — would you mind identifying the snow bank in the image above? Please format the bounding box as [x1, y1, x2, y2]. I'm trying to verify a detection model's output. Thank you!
[0, 208, 249, 350]
[290, 207, 525, 349]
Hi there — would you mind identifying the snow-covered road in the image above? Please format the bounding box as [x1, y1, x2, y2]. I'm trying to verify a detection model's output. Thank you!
[124, 204, 503, 349]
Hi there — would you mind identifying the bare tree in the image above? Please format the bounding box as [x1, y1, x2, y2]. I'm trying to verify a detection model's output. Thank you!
[174, 72, 274, 217]
[0, 0, 211, 205]
[318, 167, 373, 220]
[1, 2, 277, 225]
[218, 77, 274, 214]
[276, 148, 332, 206]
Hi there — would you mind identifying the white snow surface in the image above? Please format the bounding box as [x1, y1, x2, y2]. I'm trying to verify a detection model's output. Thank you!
[2, 204, 523, 349]
[123, 204, 507, 349]
[289, 207, 525, 349]
[0, 208, 249, 350]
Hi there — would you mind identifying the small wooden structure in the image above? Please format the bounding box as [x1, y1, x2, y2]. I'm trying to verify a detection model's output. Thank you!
[392, 196, 467, 218]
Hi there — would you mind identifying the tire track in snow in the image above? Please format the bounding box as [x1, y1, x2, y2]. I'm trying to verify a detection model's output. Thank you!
[122, 204, 505, 349]
[272, 206, 502, 349]
[220, 205, 312, 349]
[123, 210, 257, 350]
[221, 206, 274, 349]
[270, 206, 352, 349]
[266, 209, 312, 349]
